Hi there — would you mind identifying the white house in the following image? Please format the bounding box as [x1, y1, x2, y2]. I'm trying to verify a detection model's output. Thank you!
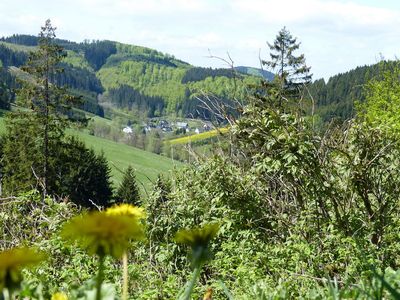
[176, 122, 189, 129]
[122, 126, 133, 134]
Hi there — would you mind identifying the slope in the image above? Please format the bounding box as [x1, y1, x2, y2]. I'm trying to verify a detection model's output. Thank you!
[0, 112, 181, 192]
[309, 60, 396, 122]
[0, 34, 262, 120]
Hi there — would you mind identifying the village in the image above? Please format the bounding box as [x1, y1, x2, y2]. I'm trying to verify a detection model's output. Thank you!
[122, 119, 213, 136]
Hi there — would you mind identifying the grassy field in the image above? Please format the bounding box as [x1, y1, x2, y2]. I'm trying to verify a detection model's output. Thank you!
[0, 112, 181, 193]
[166, 128, 229, 145]
[70, 130, 181, 191]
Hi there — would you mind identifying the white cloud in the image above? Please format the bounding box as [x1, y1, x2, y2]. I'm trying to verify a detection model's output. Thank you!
[74, 0, 212, 17]
[230, 0, 400, 27]
[0, 0, 400, 78]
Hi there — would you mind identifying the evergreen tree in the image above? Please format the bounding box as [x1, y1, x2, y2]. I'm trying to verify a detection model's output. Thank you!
[263, 27, 312, 99]
[115, 166, 140, 205]
[10, 19, 81, 198]
[58, 137, 113, 207]
[8, 20, 74, 196]
[0, 69, 12, 110]
[0, 20, 114, 206]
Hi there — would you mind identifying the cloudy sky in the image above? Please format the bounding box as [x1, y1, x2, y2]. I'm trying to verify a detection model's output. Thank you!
[0, 0, 399, 80]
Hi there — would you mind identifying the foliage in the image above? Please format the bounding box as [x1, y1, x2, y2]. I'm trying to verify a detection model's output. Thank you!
[308, 60, 396, 123]
[12, 19, 82, 197]
[0, 68, 13, 109]
[55, 63, 104, 94]
[0, 43, 27, 67]
[357, 61, 400, 135]
[181, 67, 237, 83]
[0, 247, 45, 293]
[108, 84, 165, 117]
[0, 34, 40, 47]
[1, 33, 261, 120]
[2, 118, 114, 207]
[3, 21, 400, 300]
[0, 190, 122, 298]
[83, 40, 117, 71]
[1, 21, 113, 206]
[56, 136, 113, 207]
[235, 66, 274, 81]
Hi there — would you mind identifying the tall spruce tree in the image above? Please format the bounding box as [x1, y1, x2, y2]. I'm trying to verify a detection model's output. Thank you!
[263, 27, 312, 100]
[1, 20, 116, 206]
[7, 20, 81, 198]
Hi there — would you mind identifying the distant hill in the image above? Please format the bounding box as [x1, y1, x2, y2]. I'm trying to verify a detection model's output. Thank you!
[2, 33, 389, 125]
[308, 61, 395, 123]
[0, 34, 260, 120]
[235, 66, 274, 81]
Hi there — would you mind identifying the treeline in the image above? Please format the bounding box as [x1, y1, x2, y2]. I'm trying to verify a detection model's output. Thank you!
[0, 68, 13, 109]
[181, 67, 237, 83]
[1, 34, 264, 120]
[1, 35, 184, 70]
[56, 63, 104, 94]
[309, 61, 393, 122]
[104, 53, 181, 68]
[0, 44, 27, 67]
[0, 34, 81, 51]
[0, 42, 105, 117]
[1, 35, 118, 71]
[180, 94, 238, 120]
[83, 40, 117, 70]
[0, 34, 39, 46]
[108, 84, 165, 117]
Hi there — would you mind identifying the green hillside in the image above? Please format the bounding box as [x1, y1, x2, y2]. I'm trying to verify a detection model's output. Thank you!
[70, 130, 181, 189]
[308, 60, 399, 122]
[0, 112, 181, 192]
[0, 35, 261, 120]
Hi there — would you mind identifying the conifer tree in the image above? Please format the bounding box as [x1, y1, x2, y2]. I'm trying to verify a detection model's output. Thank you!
[2, 20, 82, 199]
[263, 27, 312, 99]
[6, 20, 81, 199]
[115, 166, 140, 205]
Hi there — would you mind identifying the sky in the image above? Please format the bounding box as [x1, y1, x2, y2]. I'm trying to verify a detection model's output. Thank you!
[1, 0, 400, 80]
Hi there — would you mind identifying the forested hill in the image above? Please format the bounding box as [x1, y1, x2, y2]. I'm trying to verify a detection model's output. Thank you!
[309, 61, 396, 123]
[0, 34, 263, 119]
[1, 34, 389, 124]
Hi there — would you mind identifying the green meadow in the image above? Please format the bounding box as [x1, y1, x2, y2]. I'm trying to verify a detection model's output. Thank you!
[0, 112, 181, 192]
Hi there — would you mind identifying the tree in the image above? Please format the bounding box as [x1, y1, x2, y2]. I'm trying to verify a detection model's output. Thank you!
[7, 19, 81, 198]
[358, 61, 400, 136]
[115, 166, 140, 205]
[0, 68, 12, 110]
[58, 137, 113, 207]
[263, 27, 312, 99]
[1, 20, 114, 207]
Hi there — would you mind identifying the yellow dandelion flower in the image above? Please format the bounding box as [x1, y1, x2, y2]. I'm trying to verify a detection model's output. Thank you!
[175, 223, 220, 268]
[51, 292, 68, 300]
[106, 204, 145, 300]
[61, 211, 145, 259]
[0, 247, 45, 291]
[106, 204, 145, 219]
[175, 223, 220, 248]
